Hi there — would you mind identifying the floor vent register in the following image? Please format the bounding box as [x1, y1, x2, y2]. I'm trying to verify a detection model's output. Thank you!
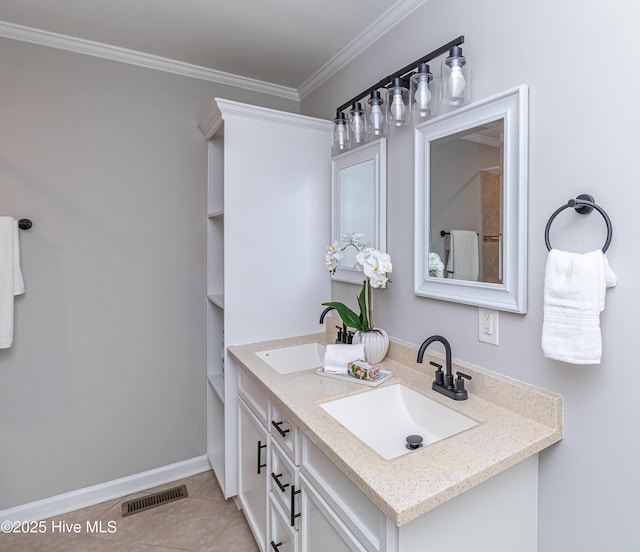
[121, 484, 188, 517]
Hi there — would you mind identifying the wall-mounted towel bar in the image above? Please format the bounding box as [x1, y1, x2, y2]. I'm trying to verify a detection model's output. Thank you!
[440, 230, 479, 236]
[18, 219, 32, 230]
[544, 194, 612, 252]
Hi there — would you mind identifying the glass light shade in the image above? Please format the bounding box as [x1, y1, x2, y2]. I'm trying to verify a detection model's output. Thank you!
[441, 45, 470, 106]
[333, 112, 350, 154]
[366, 89, 387, 139]
[410, 63, 434, 122]
[388, 77, 409, 127]
[349, 102, 368, 146]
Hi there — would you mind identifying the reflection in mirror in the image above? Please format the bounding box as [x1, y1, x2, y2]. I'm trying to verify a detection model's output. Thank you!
[430, 118, 503, 283]
[415, 85, 528, 313]
[339, 159, 375, 269]
[332, 139, 387, 284]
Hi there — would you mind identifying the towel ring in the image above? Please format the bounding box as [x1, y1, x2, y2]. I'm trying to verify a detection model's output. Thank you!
[544, 194, 612, 252]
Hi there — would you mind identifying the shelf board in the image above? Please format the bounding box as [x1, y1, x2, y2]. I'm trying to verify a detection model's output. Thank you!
[208, 209, 224, 218]
[208, 372, 225, 403]
[207, 294, 225, 309]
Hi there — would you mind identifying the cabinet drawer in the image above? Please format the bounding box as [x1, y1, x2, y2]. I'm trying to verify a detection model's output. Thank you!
[301, 436, 382, 551]
[269, 493, 299, 552]
[270, 403, 299, 465]
[270, 440, 299, 524]
[238, 367, 270, 426]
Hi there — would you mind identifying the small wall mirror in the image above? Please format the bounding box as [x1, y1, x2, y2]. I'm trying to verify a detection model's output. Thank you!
[414, 85, 528, 312]
[331, 139, 387, 284]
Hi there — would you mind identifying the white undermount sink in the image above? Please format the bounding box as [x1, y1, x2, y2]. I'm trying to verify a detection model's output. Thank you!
[255, 342, 325, 374]
[320, 384, 478, 460]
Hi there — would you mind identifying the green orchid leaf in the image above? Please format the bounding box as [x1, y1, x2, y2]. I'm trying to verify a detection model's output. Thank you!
[356, 282, 370, 332]
[321, 301, 363, 330]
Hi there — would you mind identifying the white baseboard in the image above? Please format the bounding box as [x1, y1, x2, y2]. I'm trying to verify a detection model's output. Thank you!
[0, 455, 211, 522]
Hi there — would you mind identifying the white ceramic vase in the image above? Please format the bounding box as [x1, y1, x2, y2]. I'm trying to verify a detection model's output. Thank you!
[353, 328, 389, 364]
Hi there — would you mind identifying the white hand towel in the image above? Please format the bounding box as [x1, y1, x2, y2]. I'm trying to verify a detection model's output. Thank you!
[323, 343, 365, 374]
[542, 249, 617, 364]
[445, 230, 479, 281]
[0, 217, 25, 349]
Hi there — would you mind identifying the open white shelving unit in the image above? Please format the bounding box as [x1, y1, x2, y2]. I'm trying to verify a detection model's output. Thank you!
[199, 99, 332, 498]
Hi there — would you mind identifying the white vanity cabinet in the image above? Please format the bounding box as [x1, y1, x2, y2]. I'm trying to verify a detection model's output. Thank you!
[199, 99, 332, 498]
[238, 366, 539, 552]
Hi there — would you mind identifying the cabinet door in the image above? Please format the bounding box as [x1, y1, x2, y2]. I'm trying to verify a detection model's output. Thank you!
[299, 475, 367, 552]
[238, 398, 269, 551]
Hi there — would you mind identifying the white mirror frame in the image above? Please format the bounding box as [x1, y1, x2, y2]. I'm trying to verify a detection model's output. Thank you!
[331, 138, 387, 284]
[414, 85, 528, 313]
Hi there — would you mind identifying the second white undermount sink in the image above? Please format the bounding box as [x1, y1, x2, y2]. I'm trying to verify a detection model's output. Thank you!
[320, 384, 478, 460]
[255, 342, 325, 374]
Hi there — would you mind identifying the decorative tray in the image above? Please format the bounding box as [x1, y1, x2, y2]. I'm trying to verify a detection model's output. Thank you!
[315, 368, 393, 387]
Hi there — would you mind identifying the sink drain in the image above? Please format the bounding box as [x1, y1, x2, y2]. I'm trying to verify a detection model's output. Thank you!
[406, 435, 424, 450]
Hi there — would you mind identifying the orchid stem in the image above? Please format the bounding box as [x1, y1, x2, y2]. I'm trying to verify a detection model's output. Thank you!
[367, 280, 373, 330]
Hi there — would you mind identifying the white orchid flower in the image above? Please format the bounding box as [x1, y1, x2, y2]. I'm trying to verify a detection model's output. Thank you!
[341, 232, 367, 248]
[324, 242, 393, 330]
[362, 263, 377, 279]
[428, 252, 444, 278]
[355, 247, 373, 266]
[377, 253, 392, 274]
[369, 275, 388, 288]
[325, 241, 343, 273]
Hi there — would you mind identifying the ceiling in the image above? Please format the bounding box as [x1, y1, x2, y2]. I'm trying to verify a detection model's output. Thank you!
[0, 0, 425, 99]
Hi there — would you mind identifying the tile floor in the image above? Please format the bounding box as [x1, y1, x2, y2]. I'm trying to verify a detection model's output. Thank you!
[0, 470, 259, 552]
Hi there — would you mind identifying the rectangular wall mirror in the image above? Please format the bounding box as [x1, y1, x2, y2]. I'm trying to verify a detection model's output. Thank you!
[331, 139, 387, 284]
[414, 85, 528, 312]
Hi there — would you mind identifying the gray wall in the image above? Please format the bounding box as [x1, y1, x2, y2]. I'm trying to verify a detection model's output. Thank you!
[302, 0, 640, 550]
[0, 37, 298, 510]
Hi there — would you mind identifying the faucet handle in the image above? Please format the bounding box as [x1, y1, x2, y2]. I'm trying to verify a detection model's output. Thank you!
[455, 371, 472, 393]
[430, 361, 444, 385]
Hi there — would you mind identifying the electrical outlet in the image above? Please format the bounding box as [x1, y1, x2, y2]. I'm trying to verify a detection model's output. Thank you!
[478, 308, 499, 345]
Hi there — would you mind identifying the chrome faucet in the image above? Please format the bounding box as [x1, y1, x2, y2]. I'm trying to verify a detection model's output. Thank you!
[417, 335, 471, 401]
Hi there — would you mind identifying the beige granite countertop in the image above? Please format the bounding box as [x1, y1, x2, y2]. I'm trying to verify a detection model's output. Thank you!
[227, 324, 563, 527]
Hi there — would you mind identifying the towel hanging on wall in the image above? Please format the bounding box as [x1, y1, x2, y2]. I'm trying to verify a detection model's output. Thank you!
[0, 217, 26, 348]
[542, 194, 616, 364]
[542, 249, 616, 364]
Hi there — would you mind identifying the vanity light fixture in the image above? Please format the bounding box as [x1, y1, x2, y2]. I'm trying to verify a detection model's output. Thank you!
[410, 63, 433, 121]
[333, 111, 350, 153]
[349, 102, 368, 146]
[389, 77, 410, 127]
[367, 90, 387, 139]
[332, 35, 467, 154]
[441, 45, 470, 106]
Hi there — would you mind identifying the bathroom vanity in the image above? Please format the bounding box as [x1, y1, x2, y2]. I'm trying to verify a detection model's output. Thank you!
[228, 326, 562, 552]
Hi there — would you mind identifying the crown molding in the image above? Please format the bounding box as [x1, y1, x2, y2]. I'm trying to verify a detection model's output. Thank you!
[215, 98, 332, 131]
[0, 1, 427, 103]
[298, 0, 428, 99]
[0, 20, 300, 101]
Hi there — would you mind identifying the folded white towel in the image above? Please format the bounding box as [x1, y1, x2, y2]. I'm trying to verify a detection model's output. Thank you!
[542, 249, 617, 364]
[445, 230, 479, 281]
[323, 344, 365, 374]
[0, 217, 25, 349]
